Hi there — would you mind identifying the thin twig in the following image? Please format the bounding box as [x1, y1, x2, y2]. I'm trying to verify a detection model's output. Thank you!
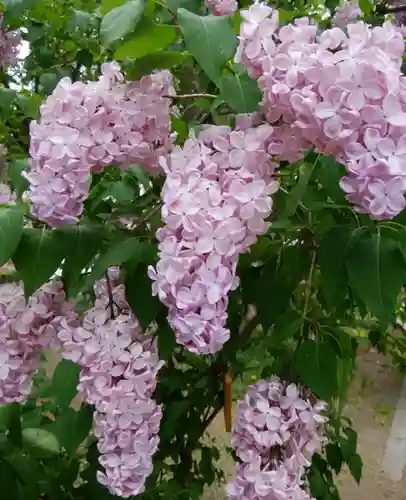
[377, 2, 406, 13]
[132, 203, 162, 231]
[105, 272, 116, 319]
[300, 250, 317, 338]
[163, 93, 217, 100]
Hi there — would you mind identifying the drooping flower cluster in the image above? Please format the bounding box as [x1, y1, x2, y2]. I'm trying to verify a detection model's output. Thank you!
[395, 11, 406, 35]
[332, 0, 361, 28]
[227, 377, 327, 500]
[389, 0, 406, 36]
[149, 124, 279, 355]
[236, 4, 406, 219]
[0, 182, 15, 204]
[26, 63, 174, 227]
[205, 0, 238, 16]
[58, 268, 164, 498]
[0, 278, 70, 404]
[0, 13, 21, 67]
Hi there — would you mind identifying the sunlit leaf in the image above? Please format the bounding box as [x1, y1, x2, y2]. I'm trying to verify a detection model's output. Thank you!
[0, 204, 24, 266]
[13, 228, 65, 297]
[100, 0, 146, 46]
[346, 231, 406, 325]
[22, 428, 60, 457]
[115, 21, 177, 60]
[220, 72, 261, 113]
[177, 9, 236, 86]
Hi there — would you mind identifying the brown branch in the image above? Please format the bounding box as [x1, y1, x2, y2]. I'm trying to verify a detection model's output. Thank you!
[377, 3, 406, 13]
[133, 203, 162, 230]
[105, 272, 116, 319]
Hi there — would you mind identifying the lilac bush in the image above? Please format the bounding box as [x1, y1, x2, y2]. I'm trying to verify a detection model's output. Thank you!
[227, 378, 327, 499]
[58, 268, 163, 497]
[149, 124, 278, 354]
[26, 63, 173, 226]
[236, 3, 406, 219]
[1, 0, 406, 498]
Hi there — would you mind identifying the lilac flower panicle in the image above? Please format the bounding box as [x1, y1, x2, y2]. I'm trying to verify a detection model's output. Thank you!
[58, 268, 164, 498]
[149, 124, 279, 355]
[0, 277, 72, 403]
[332, 0, 361, 28]
[205, 0, 238, 16]
[0, 183, 15, 204]
[0, 13, 21, 67]
[227, 377, 327, 499]
[237, 3, 406, 220]
[26, 63, 174, 227]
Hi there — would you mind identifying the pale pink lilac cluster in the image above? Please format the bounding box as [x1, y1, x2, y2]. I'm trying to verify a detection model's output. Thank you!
[227, 377, 327, 500]
[0, 278, 70, 403]
[26, 63, 174, 227]
[332, 0, 361, 28]
[58, 268, 164, 498]
[0, 13, 20, 67]
[148, 124, 279, 355]
[394, 10, 406, 35]
[236, 3, 406, 219]
[0, 182, 15, 204]
[205, 0, 238, 16]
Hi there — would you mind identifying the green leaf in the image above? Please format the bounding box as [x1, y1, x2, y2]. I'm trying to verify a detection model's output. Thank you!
[6, 453, 41, 492]
[340, 427, 358, 461]
[125, 263, 164, 329]
[346, 231, 406, 325]
[247, 245, 311, 330]
[115, 21, 177, 60]
[8, 158, 29, 197]
[0, 403, 21, 445]
[326, 443, 343, 474]
[171, 115, 189, 144]
[51, 359, 80, 408]
[69, 9, 94, 31]
[0, 88, 17, 113]
[128, 165, 152, 191]
[17, 93, 43, 119]
[359, 0, 373, 14]
[22, 428, 60, 457]
[157, 321, 177, 361]
[282, 160, 316, 218]
[348, 453, 363, 483]
[83, 238, 154, 291]
[0, 460, 17, 498]
[294, 340, 339, 400]
[100, 0, 146, 46]
[318, 227, 361, 307]
[177, 9, 236, 86]
[316, 155, 347, 204]
[39, 72, 59, 94]
[220, 72, 261, 113]
[0, 205, 24, 266]
[3, 0, 37, 9]
[127, 51, 191, 79]
[13, 228, 65, 297]
[58, 226, 103, 296]
[101, 0, 128, 15]
[51, 406, 93, 456]
[109, 180, 137, 203]
[3, 0, 25, 7]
